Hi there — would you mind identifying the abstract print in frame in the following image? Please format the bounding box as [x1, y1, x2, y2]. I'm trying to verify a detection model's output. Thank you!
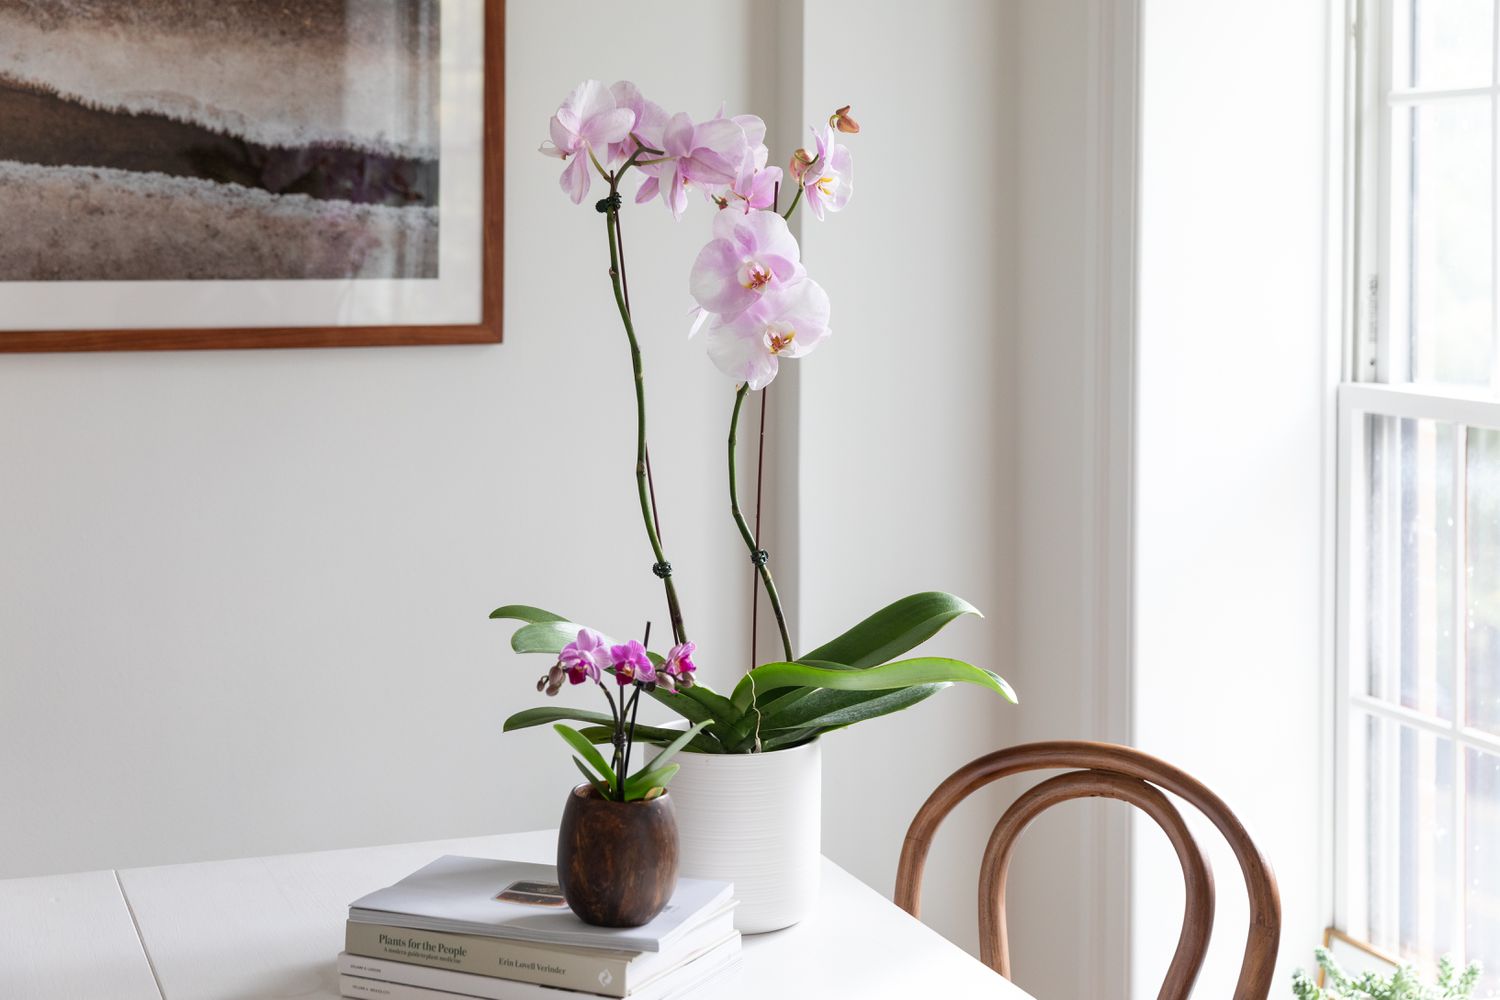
[0, 0, 503, 351]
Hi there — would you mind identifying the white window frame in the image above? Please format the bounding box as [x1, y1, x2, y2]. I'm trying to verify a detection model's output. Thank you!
[1335, 0, 1500, 969]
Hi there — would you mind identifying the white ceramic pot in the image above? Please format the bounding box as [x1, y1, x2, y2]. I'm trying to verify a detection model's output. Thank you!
[667, 738, 822, 934]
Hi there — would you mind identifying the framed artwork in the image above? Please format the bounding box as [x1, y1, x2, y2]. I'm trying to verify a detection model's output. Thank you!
[0, 0, 503, 352]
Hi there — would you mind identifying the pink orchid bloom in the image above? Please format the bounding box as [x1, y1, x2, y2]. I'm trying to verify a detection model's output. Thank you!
[689, 208, 805, 321]
[799, 124, 854, 220]
[708, 113, 781, 212]
[637, 112, 747, 219]
[610, 640, 656, 686]
[606, 80, 668, 168]
[539, 80, 636, 204]
[663, 642, 697, 678]
[705, 278, 831, 390]
[558, 628, 610, 685]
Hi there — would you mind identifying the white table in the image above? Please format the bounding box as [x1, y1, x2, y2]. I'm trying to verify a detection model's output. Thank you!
[1, 830, 1033, 999]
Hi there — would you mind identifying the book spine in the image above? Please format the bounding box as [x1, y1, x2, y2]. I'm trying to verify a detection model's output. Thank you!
[338, 954, 552, 1000]
[344, 923, 629, 998]
[340, 973, 487, 1000]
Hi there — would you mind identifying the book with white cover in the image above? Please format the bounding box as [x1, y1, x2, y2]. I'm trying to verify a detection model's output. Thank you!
[342, 912, 736, 997]
[336, 932, 740, 1000]
[349, 856, 734, 954]
[338, 958, 742, 1000]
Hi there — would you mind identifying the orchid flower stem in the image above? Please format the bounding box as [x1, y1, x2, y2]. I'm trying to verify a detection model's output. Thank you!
[729, 384, 793, 662]
[598, 681, 624, 780]
[619, 685, 642, 800]
[781, 185, 803, 221]
[603, 189, 688, 646]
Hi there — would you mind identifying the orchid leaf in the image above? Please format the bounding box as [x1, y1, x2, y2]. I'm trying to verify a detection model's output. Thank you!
[731, 657, 1015, 712]
[761, 728, 820, 751]
[553, 724, 617, 791]
[576, 724, 722, 754]
[489, 605, 570, 624]
[504, 706, 617, 732]
[511, 620, 610, 656]
[801, 592, 982, 669]
[572, 757, 610, 799]
[634, 721, 708, 778]
[623, 763, 680, 801]
[648, 682, 740, 731]
[762, 683, 950, 731]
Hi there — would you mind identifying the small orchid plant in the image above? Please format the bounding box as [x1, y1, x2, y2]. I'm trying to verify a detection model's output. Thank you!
[495, 81, 1016, 799]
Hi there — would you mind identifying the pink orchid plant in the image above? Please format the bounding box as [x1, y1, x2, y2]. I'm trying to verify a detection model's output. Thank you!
[497, 83, 1015, 798]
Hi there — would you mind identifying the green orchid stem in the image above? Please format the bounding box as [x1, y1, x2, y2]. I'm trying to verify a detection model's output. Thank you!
[729, 383, 793, 661]
[781, 185, 803, 221]
[603, 189, 687, 646]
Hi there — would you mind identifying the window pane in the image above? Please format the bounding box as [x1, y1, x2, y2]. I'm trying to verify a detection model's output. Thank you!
[1361, 713, 1460, 963]
[1468, 746, 1500, 994]
[1471, 428, 1500, 734]
[1390, 100, 1494, 386]
[1367, 415, 1459, 720]
[1394, 0, 1495, 90]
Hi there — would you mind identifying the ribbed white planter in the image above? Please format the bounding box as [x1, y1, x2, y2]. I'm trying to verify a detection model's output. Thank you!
[667, 738, 821, 934]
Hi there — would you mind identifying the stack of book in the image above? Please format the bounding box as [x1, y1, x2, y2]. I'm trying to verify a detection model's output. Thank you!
[338, 855, 741, 1000]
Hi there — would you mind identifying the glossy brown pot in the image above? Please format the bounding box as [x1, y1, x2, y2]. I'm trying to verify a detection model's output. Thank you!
[556, 784, 679, 927]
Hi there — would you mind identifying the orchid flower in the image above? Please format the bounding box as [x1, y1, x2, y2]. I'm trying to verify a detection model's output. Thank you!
[539, 80, 636, 204]
[689, 208, 805, 321]
[663, 642, 697, 683]
[606, 80, 668, 168]
[610, 640, 656, 686]
[558, 628, 610, 685]
[637, 112, 747, 219]
[798, 124, 854, 220]
[705, 278, 831, 390]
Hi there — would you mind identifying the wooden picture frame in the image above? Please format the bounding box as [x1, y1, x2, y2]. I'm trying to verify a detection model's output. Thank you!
[0, 0, 504, 353]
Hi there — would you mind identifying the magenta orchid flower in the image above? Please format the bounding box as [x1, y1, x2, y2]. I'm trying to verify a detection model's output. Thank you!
[637, 112, 747, 219]
[610, 640, 656, 686]
[689, 208, 805, 322]
[799, 124, 854, 220]
[539, 80, 636, 204]
[558, 628, 610, 685]
[663, 642, 697, 683]
[705, 278, 831, 390]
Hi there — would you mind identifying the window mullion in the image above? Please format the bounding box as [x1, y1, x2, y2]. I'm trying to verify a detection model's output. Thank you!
[1452, 425, 1470, 966]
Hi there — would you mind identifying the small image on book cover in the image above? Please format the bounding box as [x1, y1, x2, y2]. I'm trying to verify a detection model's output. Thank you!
[494, 880, 566, 907]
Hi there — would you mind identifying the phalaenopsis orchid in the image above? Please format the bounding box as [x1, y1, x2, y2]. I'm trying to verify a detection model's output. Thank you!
[496, 81, 1014, 801]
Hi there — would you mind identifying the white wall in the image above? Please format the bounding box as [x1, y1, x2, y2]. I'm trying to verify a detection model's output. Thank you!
[795, 0, 1021, 957]
[0, 0, 1018, 959]
[0, 0, 766, 877]
[1134, 0, 1333, 993]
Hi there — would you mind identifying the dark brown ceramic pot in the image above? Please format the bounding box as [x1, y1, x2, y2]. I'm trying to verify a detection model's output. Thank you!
[556, 784, 680, 927]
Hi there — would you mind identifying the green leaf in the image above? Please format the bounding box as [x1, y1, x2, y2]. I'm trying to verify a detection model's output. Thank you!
[553, 724, 617, 791]
[801, 592, 982, 669]
[623, 763, 680, 801]
[572, 757, 610, 799]
[503, 706, 617, 733]
[647, 682, 741, 732]
[633, 721, 708, 778]
[762, 683, 951, 731]
[576, 725, 722, 754]
[732, 657, 1016, 711]
[489, 605, 569, 624]
[512, 621, 608, 655]
[761, 728, 820, 751]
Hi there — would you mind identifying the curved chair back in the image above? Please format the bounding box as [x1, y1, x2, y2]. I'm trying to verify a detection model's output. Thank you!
[893, 741, 1280, 1000]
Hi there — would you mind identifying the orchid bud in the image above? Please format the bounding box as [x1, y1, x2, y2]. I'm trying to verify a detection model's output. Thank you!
[789, 148, 814, 181]
[677, 671, 696, 690]
[535, 675, 548, 692]
[829, 105, 860, 134]
[656, 673, 677, 693]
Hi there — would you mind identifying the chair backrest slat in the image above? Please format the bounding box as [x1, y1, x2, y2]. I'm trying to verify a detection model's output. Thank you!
[894, 740, 1280, 1000]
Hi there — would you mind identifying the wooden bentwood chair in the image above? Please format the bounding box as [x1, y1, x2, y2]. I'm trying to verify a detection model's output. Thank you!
[894, 741, 1281, 1000]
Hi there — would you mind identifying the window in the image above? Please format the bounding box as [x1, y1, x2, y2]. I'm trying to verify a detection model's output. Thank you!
[1338, 0, 1500, 990]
